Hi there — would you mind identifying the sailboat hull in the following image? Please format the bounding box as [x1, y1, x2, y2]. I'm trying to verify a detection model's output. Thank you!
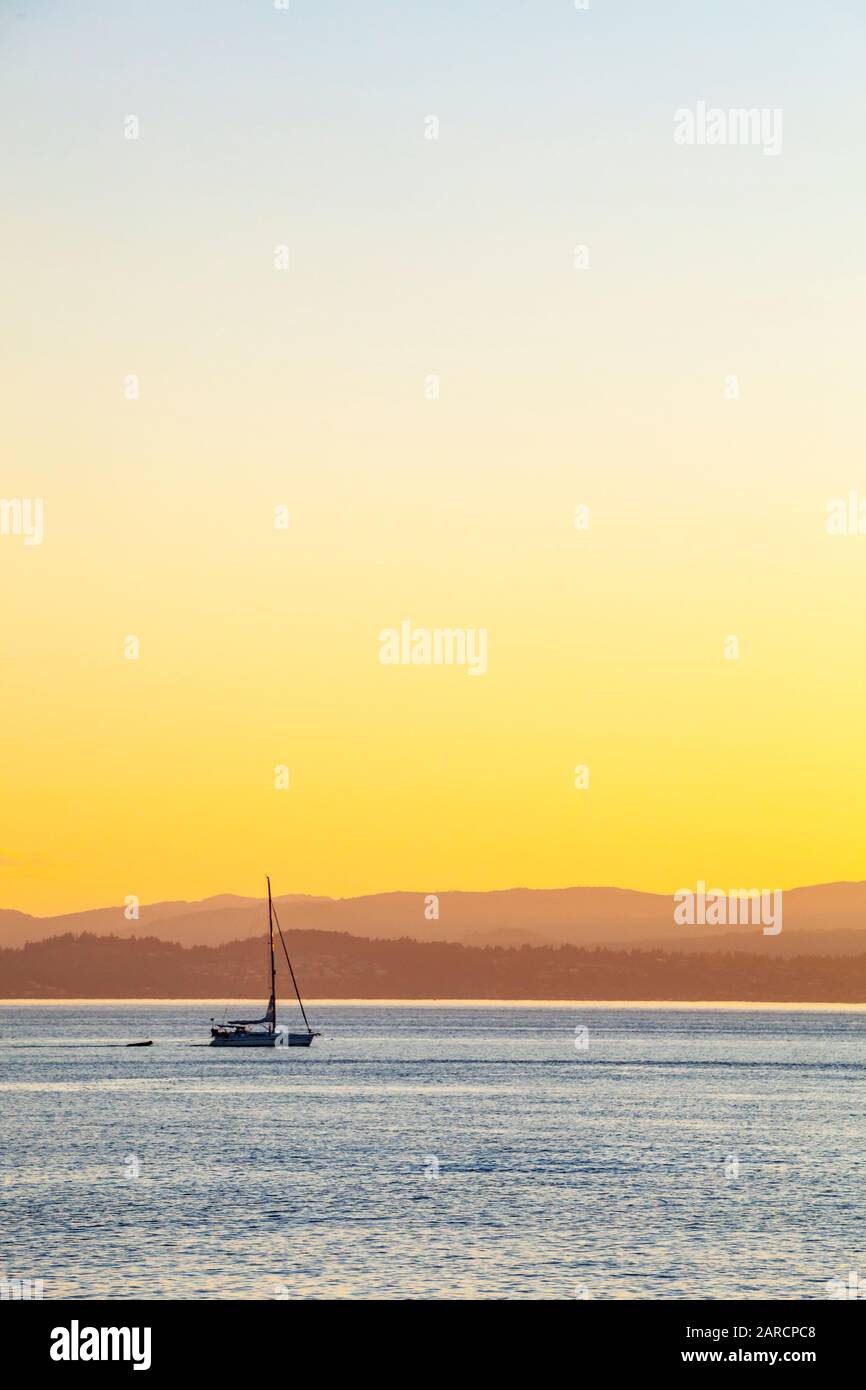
[210, 1030, 280, 1048]
[209, 1027, 314, 1048]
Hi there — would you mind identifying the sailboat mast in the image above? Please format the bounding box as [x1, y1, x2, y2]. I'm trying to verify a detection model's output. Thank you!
[267, 875, 276, 1030]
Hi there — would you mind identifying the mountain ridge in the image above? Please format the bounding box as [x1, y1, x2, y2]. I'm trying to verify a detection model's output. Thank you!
[1, 882, 864, 955]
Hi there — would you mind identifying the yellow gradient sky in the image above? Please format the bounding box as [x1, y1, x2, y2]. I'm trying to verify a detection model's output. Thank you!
[2, 1, 865, 912]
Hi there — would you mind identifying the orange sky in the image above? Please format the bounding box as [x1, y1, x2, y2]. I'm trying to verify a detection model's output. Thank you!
[2, 1, 864, 914]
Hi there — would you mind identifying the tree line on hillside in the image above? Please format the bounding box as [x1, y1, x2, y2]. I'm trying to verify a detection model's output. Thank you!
[0, 930, 865, 1001]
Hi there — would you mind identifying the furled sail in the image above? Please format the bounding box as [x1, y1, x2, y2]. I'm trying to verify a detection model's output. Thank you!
[228, 993, 276, 1026]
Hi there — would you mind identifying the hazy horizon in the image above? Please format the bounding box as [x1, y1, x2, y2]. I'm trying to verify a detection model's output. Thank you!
[5, 998, 866, 1011]
[4, 874, 866, 920]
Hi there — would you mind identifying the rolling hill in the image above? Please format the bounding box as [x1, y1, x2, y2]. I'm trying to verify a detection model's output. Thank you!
[1, 882, 865, 956]
[2, 929, 865, 1002]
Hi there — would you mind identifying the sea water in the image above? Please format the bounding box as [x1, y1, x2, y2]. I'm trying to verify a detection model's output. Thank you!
[0, 1003, 863, 1300]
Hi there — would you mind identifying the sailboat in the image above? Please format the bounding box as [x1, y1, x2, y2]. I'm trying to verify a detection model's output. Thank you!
[209, 878, 319, 1048]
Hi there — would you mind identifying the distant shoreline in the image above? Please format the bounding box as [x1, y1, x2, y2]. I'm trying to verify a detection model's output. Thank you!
[2, 998, 866, 1012]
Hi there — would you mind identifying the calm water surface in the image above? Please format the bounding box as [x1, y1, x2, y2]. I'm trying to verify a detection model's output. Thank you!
[0, 1004, 864, 1300]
